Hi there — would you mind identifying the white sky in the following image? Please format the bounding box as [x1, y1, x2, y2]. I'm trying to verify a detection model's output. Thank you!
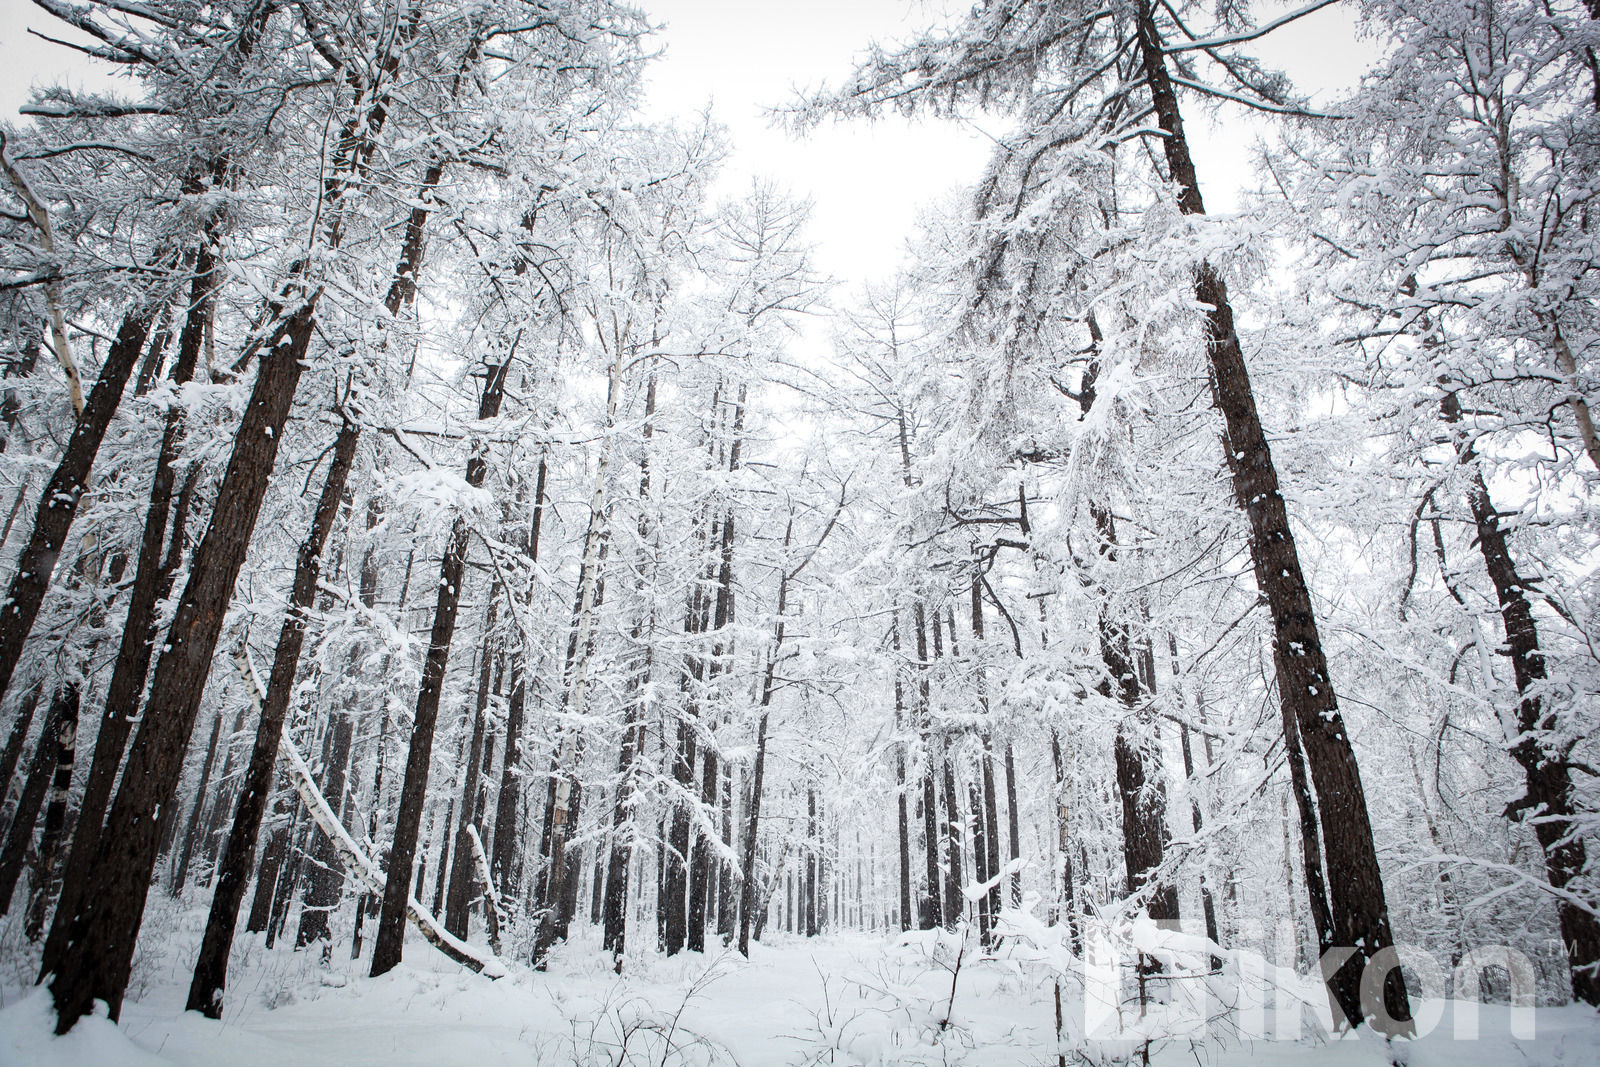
[0, 0, 1374, 290]
[636, 0, 1374, 287]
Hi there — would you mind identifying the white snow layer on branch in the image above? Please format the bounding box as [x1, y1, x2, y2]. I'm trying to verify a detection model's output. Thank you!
[961, 857, 1026, 903]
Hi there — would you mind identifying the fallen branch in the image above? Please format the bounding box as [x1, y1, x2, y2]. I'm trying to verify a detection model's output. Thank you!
[233, 646, 507, 977]
[466, 824, 505, 957]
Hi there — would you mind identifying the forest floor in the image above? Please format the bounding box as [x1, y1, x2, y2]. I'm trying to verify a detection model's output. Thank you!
[0, 907, 1594, 1066]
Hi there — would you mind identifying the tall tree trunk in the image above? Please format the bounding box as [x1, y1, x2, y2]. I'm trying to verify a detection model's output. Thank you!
[969, 778, 990, 943]
[169, 709, 223, 897]
[265, 811, 307, 949]
[736, 637, 777, 955]
[532, 545, 607, 963]
[664, 400, 724, 958]
[805, 787, 819, 937]
[1174, 668, 1221, 964]
[931, 610, 961, 928]
[940, 758, 963, 928]
[969, 578, 1008, 934]
[185, 416, 358, 1015]
[0, 687, 40, 817]
[531, 448, 613, 965]
[1003, 742, 1021, 907]
[41, 267, 211, 977]
[1048, 728, 1080, 950]
[914, 603, 941, 931]
[371, 358, 509, 978]
[893, 621, 911, 932]
[295, 708, 353, 957]
[198, 700, 252, 889]
[602, 655, 646, 967]
[1281, 675, 1335, 954]
[493, 456, 545, 902]
[431, 791, 455, 916]
[684, 387, 744, 955]
[604, 375, 656, 968]
[46, 292, 317, 1032]
[733, 498, 828, 955]
[248, 783, 292, 934]
[445, 599, 498, 939]
[0, 305, 155, 709]
[1440, 388, 1600, 1005]
[1132, 0, 1407, 1028]
[0, 686, 65, 913]
[23, 682, 78, 939]
[1074, 352, 1177, 929]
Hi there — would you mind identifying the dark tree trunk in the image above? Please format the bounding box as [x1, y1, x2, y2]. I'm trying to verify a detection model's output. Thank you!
[969, 778, 990, 943]
[1171, 636, 1221, 960]
[1132, 0, 1406, 1028]
[982, 746, 1003, 929]
[1048, 729, 1080, 950]
[970, 579, 1007, 934]
[663, 506, 712, 957]
[940, 759, 963, 928]
[185, 416, 358, 1015]
[805, 787, 819, 937]
[1439, 389, 1600, 1005]
[602, 672, 645, 966]
[0, 687, 40, 814]
[295, 709, 353, 957]
[531, 540, 606, 965]
[493, 456, 544, 903]
[198, 700, 251, 888]
[683, 390, 744, 955]
[1281, 681, 1335, 954]
[663, 727, 694, 954]
[716, 752, 735, 944]
[0, 327, 39, 457]
[133, 300, 174, 397]
[170, 709, 223, 896]
[913, 603, 941, 931]
[371, 359, 508, 978]
[0, 686, 66, 913]
[266, 812, 306, 950]
[736, 513, 795, 956]
[24, 682, 78, 939]
[604, 399, 655, 965]
[1094, 551, 1178, 924]
[248, 786, 291, 934]
[37, 201, 219, 982]
[930, 611, 961, 928]
[0, 305, 156, 712]
[431, 793, 455, 916]
[46, 297, 317, 1033]
[892, 620, 911, 932]
[1003, 742, 1020, 907]
[1072, 355, 1177, 929]
[445, 599, 497, 939]
[40, 284, 209, 976]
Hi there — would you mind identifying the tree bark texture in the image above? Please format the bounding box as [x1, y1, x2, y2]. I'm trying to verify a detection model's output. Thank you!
[1440, 388, 1600, 1005]
[47, 297, 316, 1032]
[371, 360, 507, 978]
[0, 306, 155, 710]
[1133, 0, 1407, 1029]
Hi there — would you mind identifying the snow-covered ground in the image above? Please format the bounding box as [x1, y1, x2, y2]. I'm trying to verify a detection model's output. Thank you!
[1, 915, 1594, 1066]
